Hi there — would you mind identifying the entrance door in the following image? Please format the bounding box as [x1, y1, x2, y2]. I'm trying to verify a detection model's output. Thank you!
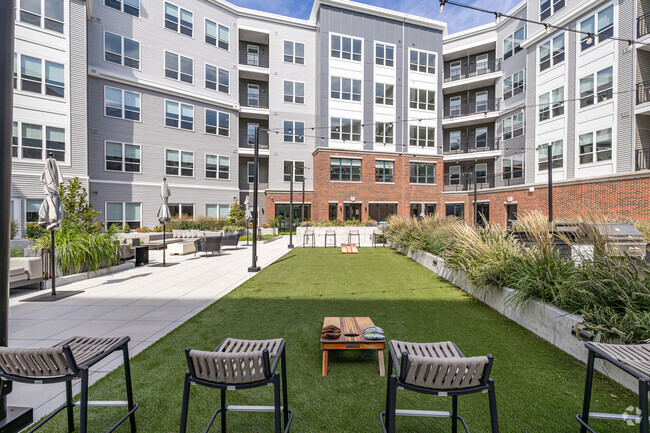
[247, 45, 260, 67]
[344, 203, 361, 221]
[247, 84, 259, 107]
[476, 203, 490, 226]
[506, 203, 517, 229]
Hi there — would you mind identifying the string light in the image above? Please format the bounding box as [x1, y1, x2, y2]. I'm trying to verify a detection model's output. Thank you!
[494, 12, 500, 24]
[440, 0, 445, 13]
[544, 24, 550, 33]
[586, 33, 594, 44]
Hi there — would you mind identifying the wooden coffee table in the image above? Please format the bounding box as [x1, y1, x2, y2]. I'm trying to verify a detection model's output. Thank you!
[320, 317, 385, 376]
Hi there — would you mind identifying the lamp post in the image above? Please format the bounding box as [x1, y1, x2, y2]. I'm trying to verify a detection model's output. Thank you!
[248, 127, 260, 272]
[547, 143, 554, 223]
[288, 163, 294, 249]
[301, 171, 305, 223]
[473, 172, 478, 226]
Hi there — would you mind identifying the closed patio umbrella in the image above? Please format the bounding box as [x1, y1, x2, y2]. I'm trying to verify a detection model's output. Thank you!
[38, 154, 66, 297]
[244, 196, 251, 245]
[157, 178, 171, 266]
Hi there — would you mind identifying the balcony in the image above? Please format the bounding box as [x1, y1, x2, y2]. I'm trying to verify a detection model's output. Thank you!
[501, 171, 525, 187]
[443, 138, 500, 155]
[636, 148, 650, 171]
[239, 93, 269, 110]
[443, 173, 496, 192]
[239, 50, 269, 69]
[442, 99, 500, 127]
[637, 82, 650, 105]
[443, 59, 501, 92]
[639, 13, 650, 39]
[239, 134, 270, 150]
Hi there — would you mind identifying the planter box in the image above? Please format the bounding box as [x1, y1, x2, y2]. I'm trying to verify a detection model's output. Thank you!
[393, 244, 639, 394]
[42, 261, 135, 289]
[296, 226, 379, 247]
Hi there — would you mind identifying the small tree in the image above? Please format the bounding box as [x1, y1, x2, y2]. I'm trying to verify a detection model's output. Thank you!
[59, 177, 101, 232]
[228, 199, 245, 222]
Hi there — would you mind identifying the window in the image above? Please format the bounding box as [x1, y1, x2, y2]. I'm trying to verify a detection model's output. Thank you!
[105, 0, 139, 17]
[475, 163, 487, 184]
[552, 87, 564, 116]
[104, 87, 140, 121]
[597, 5, 614, 41]
[409, 88, 435, 110]
[503, 26, 526, 59]
[375, 122, 394, 144]
[329, 203, 338, 220]
[330, 118, 361, 141]
[375, 160, 394, 183]
[539, 41, 551, 71]
[375, 83, 394, 105]
[580, 16, 595, 51]
[343, 203, 361, 221]
[20, 55, 42, 94]
[539, 34, 564, 72]
[284, 81, 305, 104]
[410, 162, 436, 184]
[330, 158, 361, 182]
[580, 75, 594, 108]
[409, 126, 436, 148]
[330, 34, 362, 61]
[476, 127, 488, 148]
[368, 203, 397, 222]
[164, 52, 193, 83]
[503, 156, 524, 179]
[503, 35, 514, 61]
[446, 203, 464, 218]
[330, 77, 361, 101]
[449, 131, 461, 151]
[26, 199, 43, 224]
[104, 32, 140, 69]
[12, 122, 18, 157]
[579, 128, 612, 164]
[375, 43, 394, 67]
[205, 65, 229, 93]
[283, 121, 304, 143]
[475, 91, 488, 112]
[410, 49, 436, 74]
[105, 141, 140, 172]
[476, 54, 489, 75]
[539, 93, 550, 121]
[44, 61, 64, 97]
[503, 69, 525, 99]
[552, 34, 565, 65]
[169, 204, 194, 219]
[284, 41, 305, 64]
[283, 161, 305, 182]
[165, 150, 193, 176]
[13, 122, 65, 161]
[205, 20, 228, 50]
[597, 67, 613, 102]
[21, 123, 42, 160]
[247, 161, 255, 183]
[206, 204, 230, 219]
[205, 154, 229, 179]
[165, 101, 193, 130]
[165, 2, 193, 37]
[503, 112, 524, 140]
[106, 202, 141, 229]
[449, 166, 461, 185]
[21, 0, 65, 32]
[411, 203, 436, 218]
[449, 61, 462, 81]
[449, 96, 461, 116]
[205, 109, 229, 136]
[541, 0, 563, 20]
[538, 140, 563, 171]
[13, 54, 17, 89]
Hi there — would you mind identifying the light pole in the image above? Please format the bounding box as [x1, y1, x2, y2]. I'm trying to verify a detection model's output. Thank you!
[248, 127, 260, 272]
[288, 163, 294, 249]
[301, 171, 305, 223]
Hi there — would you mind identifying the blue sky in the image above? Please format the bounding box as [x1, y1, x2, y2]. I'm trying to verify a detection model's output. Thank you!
[229, 0, 522, 34]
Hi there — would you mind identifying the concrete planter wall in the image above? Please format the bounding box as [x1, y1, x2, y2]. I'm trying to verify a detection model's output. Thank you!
[296, 226, 379, 247]
[42, 261, 135, 289]
[393, 245, 638, 393]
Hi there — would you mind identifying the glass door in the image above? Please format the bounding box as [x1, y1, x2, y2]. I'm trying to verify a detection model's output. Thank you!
[247, 84, 259, 107]
[247, 123, 259, 146]
[247, 45, 260, 67]
[450, 61, 462, 81]
[476, 54, 489, 75]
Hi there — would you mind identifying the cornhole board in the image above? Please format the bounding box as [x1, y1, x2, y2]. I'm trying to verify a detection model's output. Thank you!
[341, 243, 358, 254]
[320, 316, 385, 376]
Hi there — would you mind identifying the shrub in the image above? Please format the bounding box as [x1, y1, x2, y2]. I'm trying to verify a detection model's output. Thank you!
[25, 224, 47, 240]
[10, 248, 24, 257]
[229, 199, 245, 222]
[167, 216, 244, 231]
[10, 219, 16, 240]
[59, 177, 101, 232]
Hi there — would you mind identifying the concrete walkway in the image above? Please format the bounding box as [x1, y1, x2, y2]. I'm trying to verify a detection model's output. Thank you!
[6, 236, 293, 421]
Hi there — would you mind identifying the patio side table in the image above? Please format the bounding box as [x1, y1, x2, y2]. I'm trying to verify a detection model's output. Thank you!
[134, 245, 149, 266]
[321, 316, 385, 376]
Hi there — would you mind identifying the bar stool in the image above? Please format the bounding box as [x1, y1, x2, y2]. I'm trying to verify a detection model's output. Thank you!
[303, 229, 315, 247]
[348, 229, 360, 246]
[372, 230, 385, 247]
[324, 230, 336, 247]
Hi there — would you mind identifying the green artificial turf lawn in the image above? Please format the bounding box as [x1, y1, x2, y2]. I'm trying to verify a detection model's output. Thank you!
[39, 248, 638, 432]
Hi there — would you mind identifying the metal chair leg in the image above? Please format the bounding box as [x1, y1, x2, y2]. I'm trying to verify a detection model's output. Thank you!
[452, 395, 458, 433]
[580, 351, 596, 433]
[179, 373, 191, 433]
[640, 379, 649, 433]
[281, 350, 289, 427]
[488, 379, 499, 433]
[387, 375, 397, 433]
[123, 345, 137, 432]
[79, 368, 89, 433]
[65, 380, 74, 433]
[221, 389, 227, 433]
[274, 374, 282, 433]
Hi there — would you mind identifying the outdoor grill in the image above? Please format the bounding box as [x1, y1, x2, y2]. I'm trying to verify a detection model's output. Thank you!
[587, 223, 647, 260]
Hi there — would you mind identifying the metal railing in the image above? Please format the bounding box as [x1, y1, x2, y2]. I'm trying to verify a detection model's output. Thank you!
[239, 134, 270, 149]
[637, 82, 650, 105]
[444, 58, 501, 82]
[443, 138, 500, 155]
[639, 12, 650, 38]
[501, 171, 525, 186]
[443, 98, 499, 118]
[442, 173, 496, 192]
[239, 93, 269, 109]
[239, 50, 269, 68]
[636, 148, 650, 171]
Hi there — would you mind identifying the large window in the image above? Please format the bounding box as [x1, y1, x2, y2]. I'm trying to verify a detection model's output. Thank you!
[375, 160, 394, 183]
[284, 40, 305, 64]
[205, 154, 229, 179]
[409, 88, 435, 110]
[375, 83, 394, 105]
[539, 87, 564, 121]
[104, 32, 140, 69]
[475, 163, 487, 184]
[12, 122, 18, 157]
[503, 26, 526, 59]
[18, 55, 64, 98]
[205, 20, 229, 50]
[329, 203, 338, 220]
[580, 75, 594, 108]
[283, 161, 305, 182]
[539, 34, 564, 72]
[446, 203, 464, 218]
[368, 203, 396, 222]
[331, 34, 362, 61]
[205, 64, 229, 93]
[579, 128, 612, 164]
[165, 2, 193, 37]
[580, 66, 613, 108]
[375, 122, 394, 144]
[105, 141, 140, 172]
[13, 122, 65, 161]
[503, 69, 525, 99]
[409, 126, 435, 148]
[106, 202, 141, 229]
[331, 77, 361, 101]
[503, 156, 523, 180]
[503, 112, 524, 140]
[581, 5, 613, 50]
[284, 81, 305, 104]
[330, 118, 361, 141]
[165, 149, 193, 177]
[375, 43, 394, 66]
[538, 141, 563, 171]
[205, 109, 229, 136]
[330, 158, 361, 182]
[206, 204, 230, 219]
[540, 0, 564, 20]
[165, 101, 193, 130]
[283, 121, 304, 143]
[21, 0, 65, 32]
[410, 49, 436, 74]
[164, 51, 193, 83]
[26, 199, 43, 224]
[105, 0, 139, 17]
[105, 86, 140, 121]
[169, 204, 194, 219]
[410, 162, 436, 184]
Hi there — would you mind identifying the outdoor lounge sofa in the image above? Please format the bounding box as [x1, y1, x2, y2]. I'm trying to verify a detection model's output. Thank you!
[194, 236, 222, 257]
[9, 257, 43, 290]
[221, 231, 240, 249]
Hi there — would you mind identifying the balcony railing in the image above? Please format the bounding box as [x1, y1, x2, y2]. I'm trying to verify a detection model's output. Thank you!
[636, 148, 650, 171]
[444, 58, 501, 83]
[637, 82, 650, 105]
[239, 134, 270, 149]
[239, 50, 269, 68]
[443, 138, 500, 155]
[443, 173, 496, 192]
[501, 171, 525, 186]
[443, 99, 499, 119]
[639, 12, 650, 38]
[239, 93, 269, 109]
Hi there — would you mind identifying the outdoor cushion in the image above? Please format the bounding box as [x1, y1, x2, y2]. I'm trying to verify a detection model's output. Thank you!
[191, 230, 199, 238]
[9, 273, 27, 283]
[172, 230, 181, 238]
[9, 268, 23, 277]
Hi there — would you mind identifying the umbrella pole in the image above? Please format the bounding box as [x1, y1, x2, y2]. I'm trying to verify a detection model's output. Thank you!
[163, 224, 166, 266]
[50, 230, 56, 296]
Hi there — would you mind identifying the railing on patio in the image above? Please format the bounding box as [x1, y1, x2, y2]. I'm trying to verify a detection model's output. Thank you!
[443, 98, 499, 119]
[501, 170, 525, 186]
[639, 12, 650, 39]
[239, 134, 270, 149]
[239, 50, 270, 68]
[637, 82, 650, 105]
[442, 172, 496, 192]
[444, 58, 501, 82]
[443, 138, 500, 155]
[636, 148, 650, 171]
[239, 93, 269, 109]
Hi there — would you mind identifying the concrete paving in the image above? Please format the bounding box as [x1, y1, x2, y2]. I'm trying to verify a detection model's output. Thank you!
[6, 236, 294, 422]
